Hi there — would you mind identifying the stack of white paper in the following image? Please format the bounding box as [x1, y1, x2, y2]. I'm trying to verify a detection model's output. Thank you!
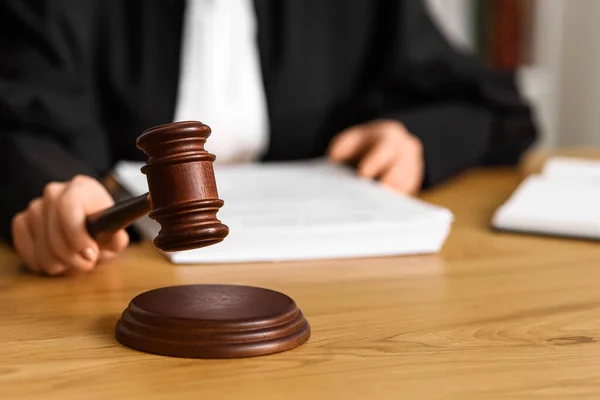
[114, 159, 454, 263]
[492, 157, 600, 240]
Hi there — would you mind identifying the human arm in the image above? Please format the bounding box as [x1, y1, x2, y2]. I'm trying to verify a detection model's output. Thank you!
[329, 0, 537, 191]
[0, 0, 128, 273]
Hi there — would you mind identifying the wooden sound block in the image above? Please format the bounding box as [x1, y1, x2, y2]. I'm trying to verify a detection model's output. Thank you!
[115, 284, 311, 359]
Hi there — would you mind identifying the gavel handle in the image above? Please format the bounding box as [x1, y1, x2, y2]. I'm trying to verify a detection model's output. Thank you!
[85, 193, 151, 243]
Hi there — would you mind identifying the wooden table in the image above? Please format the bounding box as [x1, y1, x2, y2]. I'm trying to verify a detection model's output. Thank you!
[2, 166, 600, 399]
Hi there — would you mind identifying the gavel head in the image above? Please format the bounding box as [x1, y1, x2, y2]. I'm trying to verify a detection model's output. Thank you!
[136, 121, 229, 252]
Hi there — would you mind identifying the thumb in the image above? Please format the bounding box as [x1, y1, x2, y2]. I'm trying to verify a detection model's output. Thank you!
[328, 125, 373, 162]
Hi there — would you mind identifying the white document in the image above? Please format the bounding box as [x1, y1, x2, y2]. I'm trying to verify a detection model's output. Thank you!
[492, 156, 600, 240]
[114, 159, 454, 263]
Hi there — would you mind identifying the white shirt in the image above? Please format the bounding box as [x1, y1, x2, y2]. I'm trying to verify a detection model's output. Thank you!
[172, 0, 269, 164]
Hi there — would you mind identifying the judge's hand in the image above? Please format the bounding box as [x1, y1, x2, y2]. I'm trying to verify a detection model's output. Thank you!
[11, 175, 129, 276]
[328, 119, 424, 194]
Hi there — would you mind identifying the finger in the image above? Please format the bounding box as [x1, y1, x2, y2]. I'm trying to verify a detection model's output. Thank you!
[45, 183, 96, 272]
[380, 152, 422, 195]
[99, 229, 130, 262]
[11, 212, 39, 273]
[328, 126, 374, 162]
[57, 178, 104, 268]
[40, 189, 70, 276]
[380, 161, 411, 194]
[28, 198, 65, 276]
[356, 135, 401, 179]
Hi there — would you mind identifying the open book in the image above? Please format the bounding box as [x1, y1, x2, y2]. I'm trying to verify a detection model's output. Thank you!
[114, 159, 454, 263]
[492, 157, 600, 240]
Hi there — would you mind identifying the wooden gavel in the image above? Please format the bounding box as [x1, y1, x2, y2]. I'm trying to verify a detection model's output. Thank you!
[85, 121, 229, 252]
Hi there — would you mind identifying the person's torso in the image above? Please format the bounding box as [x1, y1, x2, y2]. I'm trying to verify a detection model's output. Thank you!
[94, 0, 400, 164]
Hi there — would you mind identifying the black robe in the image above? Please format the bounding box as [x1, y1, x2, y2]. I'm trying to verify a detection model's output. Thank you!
[0, 0, 538, 245]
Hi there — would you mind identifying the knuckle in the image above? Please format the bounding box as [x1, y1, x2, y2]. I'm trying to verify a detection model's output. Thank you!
[11, 212, 25, 230]
[410, 136, 423, 153]
[71, 174, 93, 187]
[27, 198, 43, 213]
[377, 119, 403, 133]
[408, 135, 423, 151]
[11, 214, 27, 247]
[43, 182, 63, 199]
[11, 213, 27, 241]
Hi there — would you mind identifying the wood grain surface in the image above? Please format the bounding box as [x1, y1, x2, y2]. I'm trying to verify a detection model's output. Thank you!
[2, 165, 600, 399]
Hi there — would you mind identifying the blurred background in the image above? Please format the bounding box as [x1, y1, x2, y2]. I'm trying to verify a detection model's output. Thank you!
[428, 0, 595, 150]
